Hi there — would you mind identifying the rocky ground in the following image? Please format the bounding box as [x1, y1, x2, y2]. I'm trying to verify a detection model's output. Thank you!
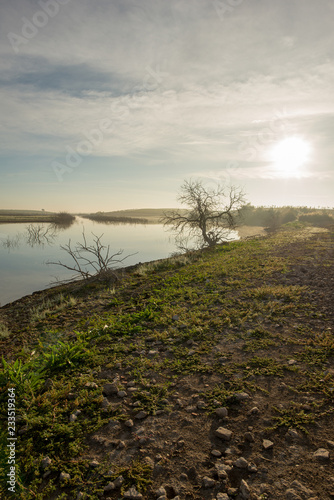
[0, 226, 333, 500]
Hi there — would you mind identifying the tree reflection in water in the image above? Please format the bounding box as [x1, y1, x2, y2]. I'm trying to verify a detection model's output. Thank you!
[25, 224, 58, 247]
[0, 217, 76, 251]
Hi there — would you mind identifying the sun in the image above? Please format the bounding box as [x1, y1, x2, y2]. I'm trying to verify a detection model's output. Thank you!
[270, 137, 311, 177]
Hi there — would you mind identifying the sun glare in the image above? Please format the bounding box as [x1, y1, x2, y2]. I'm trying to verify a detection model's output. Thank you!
[270, 137, 311, 177]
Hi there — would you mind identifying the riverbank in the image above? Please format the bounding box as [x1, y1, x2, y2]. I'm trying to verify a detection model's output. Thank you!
[0, 226, 333, 499]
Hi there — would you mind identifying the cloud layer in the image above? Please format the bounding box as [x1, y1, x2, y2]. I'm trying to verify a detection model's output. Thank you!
[0, 0, 333, 209]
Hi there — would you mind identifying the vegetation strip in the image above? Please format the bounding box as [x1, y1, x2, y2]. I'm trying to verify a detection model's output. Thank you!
[0, 225, 333, 499]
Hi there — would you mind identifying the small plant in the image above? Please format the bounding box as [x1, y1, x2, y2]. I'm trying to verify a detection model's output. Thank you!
[298, 346, 330, 366]
[0, 322, 10, 339]
[271, 404, 316, 433]
[30, 294, 77, 321]
[132, 383, 171, 415]
[105, 459, 153, 495]
[0, 357, 44, 396]
[240, 356, 285, 377]
[38, 334, 94, 375]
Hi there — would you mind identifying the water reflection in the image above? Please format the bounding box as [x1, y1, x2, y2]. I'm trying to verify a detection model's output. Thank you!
[0, 233, 21, 250]
[0, 217, 76, 251]
[1, 224, 57, 251]
[26, 224, 58, 247]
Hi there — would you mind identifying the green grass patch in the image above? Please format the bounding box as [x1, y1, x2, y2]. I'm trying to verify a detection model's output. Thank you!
[270, 404, 316, 433]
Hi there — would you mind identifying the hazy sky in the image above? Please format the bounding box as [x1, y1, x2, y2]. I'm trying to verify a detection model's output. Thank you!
[0, 0, 333, 212]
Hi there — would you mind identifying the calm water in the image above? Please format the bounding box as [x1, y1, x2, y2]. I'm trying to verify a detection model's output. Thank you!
[0, 218, 239, 306]
[0, 218, 180, 306]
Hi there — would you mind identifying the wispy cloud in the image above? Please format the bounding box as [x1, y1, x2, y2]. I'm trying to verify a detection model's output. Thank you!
[0, 0, 333, 209]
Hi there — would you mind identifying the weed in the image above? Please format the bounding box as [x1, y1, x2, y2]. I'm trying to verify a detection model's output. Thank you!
[37, 335, 94, 375]
[105, 459, 152, 495]
[270, 404, 316, 433]
[297, 346, 330, 366]
[239, 357, 286, 377]
[30, 294, 77, 322]
[0, 357, 44, 396]
[0, 322, 10, 339]
[243, 338, 276, 352]
[132, 383, 171, 415]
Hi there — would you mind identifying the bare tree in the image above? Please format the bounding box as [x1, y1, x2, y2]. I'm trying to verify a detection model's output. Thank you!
[47, 232, 136, 284]
[162, 179, 246, 250]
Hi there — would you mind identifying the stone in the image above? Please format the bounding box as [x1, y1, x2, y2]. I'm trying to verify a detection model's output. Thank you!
[197, 400, 206, 409]
[114, 475, 124, 488]
[69, 414, 77, 422]
[103, 383, 118, 395]
[262, 439, 274, 450]
[101, 397, 110, 409]
[125, 419, 134, 428]
[76, 493, 84, 499]
[249, 407, 260, 415]
[180, 473, 188, 481]
[67, 392, 77, 400]
[290, 480, 313, 495]
[234, 457, 248, 469]
[285, 489, 302, 500]
[104, 482, 116, 492]
[215, 463, 229, 480]
[135, 410, 148, 420]
[202, 476, 216, 488]
[285, 429, 301, 441]
[215, 407, 228, 418]
[313, 448, 330, 461]
[117, 390, 127, 398]
[211, 449, 222, 457]
[89, 460, 99, 467]
[234, 392, 250, 401]
[123, 486, 143, 499]
[155, 486, 167, 497]
[41, 456, 52, 469]
[327, 440, 334, 449]
[240, 479, 251, 499]
[244, 431, 255, 442]
[59, 472, 70, 483]
[144, 456, 154, 467]
[85, 381, 98, 389]
[248, 463, 258, 473]
[215, 427, 232, 441]
[148, 350, 158, 356]
[216, 494, 229, 500]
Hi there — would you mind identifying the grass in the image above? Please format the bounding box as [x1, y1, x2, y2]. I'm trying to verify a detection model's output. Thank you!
[0, 322, 10, 339]
[30, 294, 77, 322]
[0, 226, 333, 498]
[270, 404, 317, 434]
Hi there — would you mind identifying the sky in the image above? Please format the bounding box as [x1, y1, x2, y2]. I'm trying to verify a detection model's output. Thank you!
[0, 0, 333, 212]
